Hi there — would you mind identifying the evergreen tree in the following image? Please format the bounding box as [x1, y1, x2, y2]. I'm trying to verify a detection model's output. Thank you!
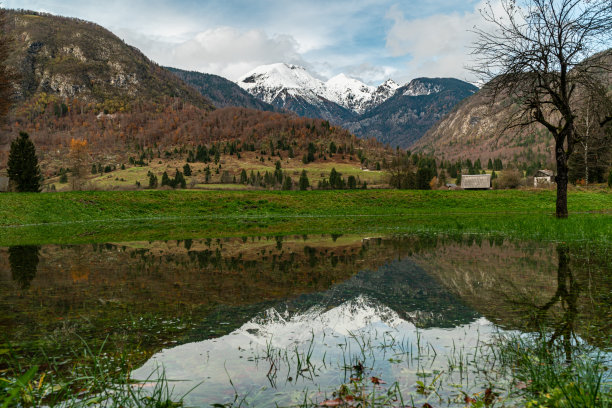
[7, 132, 42, 192]
[299, 170, 309, 191]
[329, 168, 343, 189]
[183, 163, 192, 176]
[274, 161, 283, 184]
[174, 169, 186, 189]
[416, 167, 432, 190]
[282, 176, 293, 190]
[329, 141, 337, 154]
[307, 142, 316, 163]
[161, 171, 170, 187]
[240, 169, 248, 184]
[148, 172, 158, 188]
[487, 158, 493, 170]
[347, 175, 357, 189]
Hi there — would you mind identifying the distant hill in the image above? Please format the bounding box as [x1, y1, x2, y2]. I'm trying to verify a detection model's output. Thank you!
[4, 10, 214, 111]
[166, 67, 274, 111]
[412, 50, 612, 166]
[345, 78, 479, 148]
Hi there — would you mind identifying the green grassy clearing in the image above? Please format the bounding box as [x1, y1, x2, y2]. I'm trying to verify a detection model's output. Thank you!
[43, 152, 388, 192]
[0, 189, 610, 246]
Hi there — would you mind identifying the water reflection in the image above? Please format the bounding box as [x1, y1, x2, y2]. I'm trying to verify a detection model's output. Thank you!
[528, 245, 579, 363]
[9, 245, 40, 289]
[0, 235, 609, 405]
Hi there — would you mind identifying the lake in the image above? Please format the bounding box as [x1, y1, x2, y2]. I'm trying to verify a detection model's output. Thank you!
[1, 234, 610, 406]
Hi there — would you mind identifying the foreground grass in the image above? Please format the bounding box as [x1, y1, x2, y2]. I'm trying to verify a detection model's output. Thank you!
[494, 333, 611, 408]
[0, 189, 610, 246]
[1, 341, 189, 408]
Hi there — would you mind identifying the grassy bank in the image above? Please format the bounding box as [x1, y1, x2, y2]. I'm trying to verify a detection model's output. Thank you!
[0, 189, 610, 246]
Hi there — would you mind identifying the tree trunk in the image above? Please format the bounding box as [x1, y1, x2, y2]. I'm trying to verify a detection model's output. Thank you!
[584, 141, 588, 186]
[556, 143, 569, 218]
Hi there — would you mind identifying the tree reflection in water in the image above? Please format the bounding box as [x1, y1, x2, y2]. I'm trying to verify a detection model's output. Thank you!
[9, 245, 40, 290]
[535, 245, 579, 363]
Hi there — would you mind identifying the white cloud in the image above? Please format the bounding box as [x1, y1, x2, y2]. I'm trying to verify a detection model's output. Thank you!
[385, 1, 499, 83]
[117, 26, 308, 81]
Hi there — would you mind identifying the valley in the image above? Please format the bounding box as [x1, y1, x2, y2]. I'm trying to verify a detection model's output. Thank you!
[0, 3, 611, 408]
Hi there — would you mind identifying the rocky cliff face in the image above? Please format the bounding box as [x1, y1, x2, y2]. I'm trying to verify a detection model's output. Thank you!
[6, 10, 213, 110]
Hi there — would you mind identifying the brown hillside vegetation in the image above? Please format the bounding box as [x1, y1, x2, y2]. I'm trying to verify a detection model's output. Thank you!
[412, 50, 612, 168]
[0, 96, 389, 188]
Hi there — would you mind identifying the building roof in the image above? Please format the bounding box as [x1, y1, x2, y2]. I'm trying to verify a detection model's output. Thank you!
[461, 174, 491, 189]
[536, 169, 554, 177]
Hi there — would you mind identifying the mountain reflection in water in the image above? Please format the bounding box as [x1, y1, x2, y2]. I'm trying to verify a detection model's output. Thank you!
[0, 235, 609, 406]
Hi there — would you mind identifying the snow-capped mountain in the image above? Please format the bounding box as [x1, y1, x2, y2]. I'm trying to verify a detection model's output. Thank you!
[237, 63, 478, 147]
[237, 63, 398, 116]
[239, 63, 327, 106]
[371, 78, 400, 106]
[325, 73, 375, 114]
[238, 63, 357, 122]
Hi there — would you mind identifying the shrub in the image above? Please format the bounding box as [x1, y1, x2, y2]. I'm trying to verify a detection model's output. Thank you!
[494, 168, 522, 189]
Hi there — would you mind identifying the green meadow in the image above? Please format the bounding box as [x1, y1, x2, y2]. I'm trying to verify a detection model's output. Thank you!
[0, 189, 610, 246]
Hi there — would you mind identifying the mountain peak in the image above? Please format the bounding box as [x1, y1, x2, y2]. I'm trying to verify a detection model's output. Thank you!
[237, 64, 398, 114]
[380, 79, 399, 89]
[237, 63, 326, 105]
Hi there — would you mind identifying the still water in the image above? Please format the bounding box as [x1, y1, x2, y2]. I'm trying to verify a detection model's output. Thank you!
[1, 235, 610, 406]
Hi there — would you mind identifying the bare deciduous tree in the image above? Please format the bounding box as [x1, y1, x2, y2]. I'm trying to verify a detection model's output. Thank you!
[471, 0, 612, 217]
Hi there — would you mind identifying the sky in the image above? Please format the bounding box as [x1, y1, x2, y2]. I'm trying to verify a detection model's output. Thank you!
[5, 0, 491, 85]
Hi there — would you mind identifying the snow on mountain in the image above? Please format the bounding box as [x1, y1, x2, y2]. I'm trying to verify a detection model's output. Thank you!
[237, 63, 398, 114]
[324, 74, 376, 114]
[403, 78, 443, 96]
[370, 79, 400, 108]
[238, 63, 328, 106]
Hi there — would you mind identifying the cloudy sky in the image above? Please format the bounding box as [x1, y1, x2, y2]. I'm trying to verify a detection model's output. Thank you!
[5, 0, 490, 85]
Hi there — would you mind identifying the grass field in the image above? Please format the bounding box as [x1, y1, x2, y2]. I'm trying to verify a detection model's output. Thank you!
[0, 189, 610, 246]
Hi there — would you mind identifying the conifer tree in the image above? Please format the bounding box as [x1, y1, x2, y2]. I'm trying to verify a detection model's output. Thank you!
[148, 172, 158, 188]
[282, 176, 293, 190]
[7, 132, 42, 192]
[161, 171, 170, 187]
[299, 170, 309, 191]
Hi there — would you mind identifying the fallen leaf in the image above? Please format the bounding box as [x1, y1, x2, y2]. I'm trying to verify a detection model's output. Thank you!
[516, 381, 528, 389]
[371, 376, 386, 385]
[320, 398, 344, 406]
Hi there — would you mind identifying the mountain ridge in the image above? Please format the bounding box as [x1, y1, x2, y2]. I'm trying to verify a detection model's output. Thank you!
[165, 67, 274, 111]
[236, 63, 478, 147]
